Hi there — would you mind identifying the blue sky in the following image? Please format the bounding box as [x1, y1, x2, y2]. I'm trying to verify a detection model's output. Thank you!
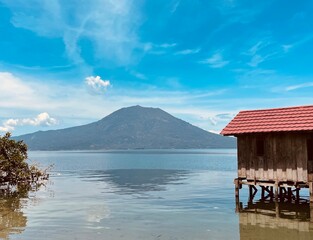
[1, 0, 313, 136]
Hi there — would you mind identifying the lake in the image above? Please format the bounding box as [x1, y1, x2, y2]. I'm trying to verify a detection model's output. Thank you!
[1, 149, 312, 239]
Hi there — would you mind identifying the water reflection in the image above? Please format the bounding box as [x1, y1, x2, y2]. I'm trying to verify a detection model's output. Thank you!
[0, 187, 29, 239]
[80, 169, 190, 194]
[238, 200, 313, 240]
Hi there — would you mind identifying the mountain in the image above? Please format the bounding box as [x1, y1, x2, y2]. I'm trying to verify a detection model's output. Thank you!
[14, 106, 236, 150]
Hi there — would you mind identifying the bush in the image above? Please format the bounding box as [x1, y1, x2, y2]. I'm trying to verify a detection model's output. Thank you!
[0, 132, 49, 188]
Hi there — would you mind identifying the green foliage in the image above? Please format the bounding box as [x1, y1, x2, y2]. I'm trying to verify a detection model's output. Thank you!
[0, 132, 49, 187]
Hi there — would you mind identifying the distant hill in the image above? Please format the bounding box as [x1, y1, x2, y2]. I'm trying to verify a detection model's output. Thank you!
[14, 106, 236, 150]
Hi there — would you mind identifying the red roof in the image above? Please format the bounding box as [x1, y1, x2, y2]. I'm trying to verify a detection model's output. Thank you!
[221, 105, 313, 136]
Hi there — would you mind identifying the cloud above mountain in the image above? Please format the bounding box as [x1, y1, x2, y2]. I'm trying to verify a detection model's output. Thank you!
[85, 76, 111, 95]
[0, 112, 57, 132]
[2, 0, 143, 65]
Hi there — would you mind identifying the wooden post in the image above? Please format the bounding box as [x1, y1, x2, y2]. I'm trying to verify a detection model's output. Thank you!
[235, 178, 240, 198]
[275, 201, 279, 218]
[274, 182, 278, 202]
[261, 186, 265, 200]
[287, 187, 292, 202]
[309, 182, 313, 203]
[279, 187, 282, 201]
[249, 185, 253, 202]
[295, 187, 300, 203]
[310, 204, 313, 224]
[310, 193, 313, 224]
[248, 185, 258, 202]
[281, 187, 286, 202]
[235, 178, 240, 212]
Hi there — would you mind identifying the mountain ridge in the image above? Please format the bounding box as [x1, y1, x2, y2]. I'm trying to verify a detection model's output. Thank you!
[14, 105, 235, 150]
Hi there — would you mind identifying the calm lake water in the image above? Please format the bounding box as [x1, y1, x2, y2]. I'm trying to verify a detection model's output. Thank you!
[1, 149, 312, 239]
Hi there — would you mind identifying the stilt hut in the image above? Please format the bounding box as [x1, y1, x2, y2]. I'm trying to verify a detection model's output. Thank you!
[221, 105, 313, 203]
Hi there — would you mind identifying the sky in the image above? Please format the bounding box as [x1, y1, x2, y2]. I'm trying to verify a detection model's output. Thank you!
[0, 0, 313, 136]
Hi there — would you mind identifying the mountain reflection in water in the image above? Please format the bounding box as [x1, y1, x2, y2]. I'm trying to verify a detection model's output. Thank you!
[2, 150, 313, 239]
[79, 169, 190, 194]
[239, 200, 313, 240]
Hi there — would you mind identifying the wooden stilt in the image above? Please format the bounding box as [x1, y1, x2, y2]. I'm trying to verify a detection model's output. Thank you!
[261, 186, 273, 201]
[295, 187, 300, 203]
[310, 204, 313, 223]
[274, 182, 278, 202]
[309, 182, 313, 203]
[282, 187, 286, 201]
[279, 187, 283, 201]
[235, 178, 239, 197]
[287, 187, 292, 202]
[261, 186, 265, 200]
[235, 178, 240, 211]
[248, 185, 253, 201]
[235, 199, 240, 213]
[275, 201, 279, 218]
[233, 178, 313, 216]
[248, 185, 258, 202]
[310, 187, 313, 223]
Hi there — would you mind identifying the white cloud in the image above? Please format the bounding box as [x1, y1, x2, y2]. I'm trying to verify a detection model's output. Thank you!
[282, 34, 313, 53]
[0, 71, 115, 127]
[248, 55, 265, 67]
[0, 113, 57, 132]
[0, 72, 41, 109]
[2, 0, 143, 65]
[175, 48, 201, 55]
[0, 72, 33, 95]
[247, 41, 264, 55]
[208, 113, 234, 126]
[0, 71, 230, 135]
[159, 43, 177, 48]
[5, 70, 313, 136]
[245, 40, 283, 67]
[85, 76, 111, 95]
[21, 112, 57, 126]
[285, 82, 313, 91]
[245, 41, 270, 67]
[144, 42, 177, 55]
[200, 53, 229, 68]
[162, 108, 237, 134]
[208, 117, 218, 126]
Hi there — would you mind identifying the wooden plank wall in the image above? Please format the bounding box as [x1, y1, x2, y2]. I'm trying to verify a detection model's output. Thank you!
[237, 133, 309, 183]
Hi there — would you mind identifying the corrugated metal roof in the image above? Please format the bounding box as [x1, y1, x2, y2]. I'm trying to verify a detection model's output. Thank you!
[221, 105, 313, 136]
